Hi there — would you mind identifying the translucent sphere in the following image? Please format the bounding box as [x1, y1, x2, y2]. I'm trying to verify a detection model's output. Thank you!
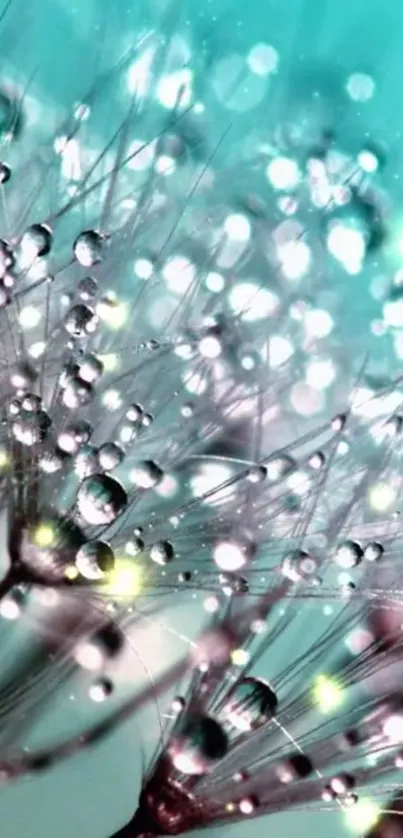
[76, 540, 115, 580]
[75, 623, 124, 669]
[78, 353, 104, 383]
[281, 550, 318, 582]
[12, 408, 50, 446]
[321, 785, 336, 803]
[325, 190, 384, 258]
[57, 431, 82, 457]
[224, 677, 278, 732]
[150, 540, 174, 565]
[276, 753, 313, 783]
[219, 573, 249, 595]
[309, 451, 326, 470]
[125, 536, 144, 555]
[10, 361, 37, 391]
[8, 397, 21, 415]
[330, 773, 355, 796]
[0, 86, 22, 141]
[181, 402, 194, 418]
[76, 473, 127, 525]
[74, 445, 99, 479]
[73, 230, 105, 267]
[0, 162, 11, 184]
[171, 696, 186, 713]
[169, 716, 228, 775]
[97, 442, 124, 472]
[89, 677, 113, 702]
[62, 378, 93, 409]
[72, 420, 93, 443]
[17, 514, 85, 583]
[39, 449, 64, 474]
[21, 223, 52, 258]
[334, 540, 363, 569]
[74, 640, 105, 671]
[21, 394, 41, 412]
[239, 796, 258, 815]
[364, 541, 384, 562]
[94, 623, 124, 656]
[0, 587, 27, 620]
[332, 413, 347, 432]
[59, 360, 80, 389]
[0, 239, 14, 277]
[126, 403, 143, 422]
[246, 465, 267, 483]
[266, 454, 296, 481]
[130, 460, 164, 489]
[78, 275, 98, 300]
[2, 270, 14, 289]
[64, 304, 98, 338]
[59, 420, 93, 456]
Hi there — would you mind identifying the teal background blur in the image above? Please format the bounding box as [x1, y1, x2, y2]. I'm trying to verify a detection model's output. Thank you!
[0, 0, 402, 835]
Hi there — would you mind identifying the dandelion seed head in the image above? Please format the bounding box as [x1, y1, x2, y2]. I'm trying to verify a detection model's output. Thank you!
[0, 7, 400, 837]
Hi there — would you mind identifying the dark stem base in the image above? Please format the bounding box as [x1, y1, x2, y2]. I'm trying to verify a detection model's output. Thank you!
[109, 759, 202, 838]
[0, 567, 18, 600]
[110, 806, 158, 838]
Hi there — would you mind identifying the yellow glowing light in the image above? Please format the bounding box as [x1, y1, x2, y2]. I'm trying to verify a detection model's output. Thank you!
[313, 674, 344, 713]
[368, 482, 396, 512]
[105, 560, 142, 598]
[33, 523, 55, 548]
[226, 803, 235, 813]
[65, 565, 79, 581]
[97, 297, 128, 331]
[231, 648, 250, 667]
[98, 353, 119, 373]
[344, 798, 380, 833]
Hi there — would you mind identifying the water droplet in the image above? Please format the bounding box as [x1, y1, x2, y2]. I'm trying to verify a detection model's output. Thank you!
[78, 275, 98, 300]
[73, 230, 105, 267]
[223, 677, 277, 733]
[76, 540, 115, 580]
[78, 353, 103, 384]
[76, 473, 127, 525]
[169, 716, 228, 775]
[97, 442, 124, 471]
[334, 540, 363, 569]
[63, 304, 98, 338]
[89, 677, 113, 702]
[130, 460, 164, 489]
[0, 163, 11, 184]
[150, 540, 174, 565]
[21, 223, 52, 258]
